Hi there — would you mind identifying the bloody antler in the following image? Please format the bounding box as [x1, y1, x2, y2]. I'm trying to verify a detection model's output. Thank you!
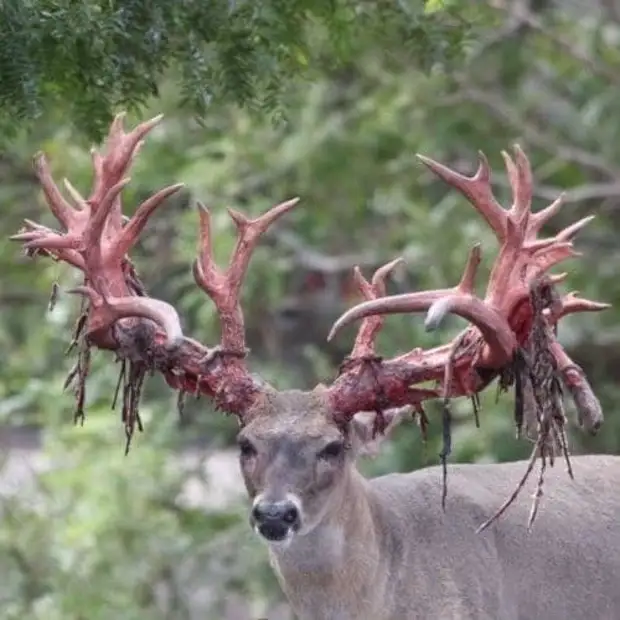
[11, 113, 608, 478]
[327, 146, 609, 526]
[13, 114, 185, 346]
[327, 146, 608, 434]
[192, 199, 299, 358]
[11, 114, 609, 528]
[11, 113, 299, 441]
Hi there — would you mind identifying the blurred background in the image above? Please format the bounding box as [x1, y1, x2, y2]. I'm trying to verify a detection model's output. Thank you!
[2, 1, 620, 618]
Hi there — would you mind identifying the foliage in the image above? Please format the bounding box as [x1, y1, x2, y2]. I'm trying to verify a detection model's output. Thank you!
[0, 408, 279, 618]
[0, 0, 475, 140]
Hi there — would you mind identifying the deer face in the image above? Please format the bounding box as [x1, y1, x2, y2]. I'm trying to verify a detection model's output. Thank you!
[237, 387, 401, 545]
[237, 388, 353, 545]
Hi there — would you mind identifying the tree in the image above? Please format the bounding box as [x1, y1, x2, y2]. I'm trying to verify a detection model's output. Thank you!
[0, 0, 474, 139]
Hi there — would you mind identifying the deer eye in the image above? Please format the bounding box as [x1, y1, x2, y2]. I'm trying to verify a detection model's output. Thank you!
[238, 438, 257, 458]
[317, 440, 345, 460]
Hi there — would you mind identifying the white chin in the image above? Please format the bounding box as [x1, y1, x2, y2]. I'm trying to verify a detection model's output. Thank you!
[255, 525, 295, 549]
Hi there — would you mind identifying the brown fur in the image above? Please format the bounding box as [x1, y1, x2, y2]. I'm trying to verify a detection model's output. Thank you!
[238, 389, 620, 620]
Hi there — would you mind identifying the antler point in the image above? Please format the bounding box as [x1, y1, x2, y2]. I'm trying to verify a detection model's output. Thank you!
[227, 206, 249, 227]
[32, 151, 47, 171]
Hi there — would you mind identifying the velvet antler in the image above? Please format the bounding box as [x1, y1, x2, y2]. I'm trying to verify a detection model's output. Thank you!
[11, 114, 298, 444]
[11, 114, 607, 470]
[327, 146, 608, 436]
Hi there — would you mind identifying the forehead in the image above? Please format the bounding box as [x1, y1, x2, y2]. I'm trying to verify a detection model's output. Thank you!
[241, 388, 342, 443]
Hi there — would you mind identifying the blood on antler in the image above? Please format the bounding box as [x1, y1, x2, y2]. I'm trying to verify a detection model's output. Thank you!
[11, 114, 609, 525]
[327, 146, 609, 526]
[15, 113, 186, 347]
[328, 147, 606, 420]
[11, 113, 298, 448]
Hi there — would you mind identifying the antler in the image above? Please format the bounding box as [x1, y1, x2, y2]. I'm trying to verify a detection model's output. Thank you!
[11, 113, 299, 437]
[12, 116, 608, 526]
[327, 146, 608, 436]
[10, 113, 607, 467]
[13, 114, 185, 345]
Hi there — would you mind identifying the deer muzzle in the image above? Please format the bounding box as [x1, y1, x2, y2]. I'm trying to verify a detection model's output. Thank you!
[251, 494, 302, 543]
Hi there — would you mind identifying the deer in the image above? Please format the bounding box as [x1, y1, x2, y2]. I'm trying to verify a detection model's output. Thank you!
[11, 113, 620, 620]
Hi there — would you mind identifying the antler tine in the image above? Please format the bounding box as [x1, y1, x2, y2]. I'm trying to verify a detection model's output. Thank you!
[111, 183, 185, 262]
[521, 242, 579, 282]
[419, 146, 566, 250]
[327, 246, 477, 341]
[192, 198, 300, 355]
[553, 291, 611, 320]
[67, 286, 183, 347]
[555, 215, 596, 242]
[417, 151, 508, 240]
[11, 224, 86, 269]
[550, 340, 603, 434]
[33, 152, 77, 229]
[85, 177, 133, 251]
[348, 258, 404, 359]
[500, 145, 532, 220]
[89, 113, 163, 208]
[81, 113, 165, 246]
[527, 192, 566, 238]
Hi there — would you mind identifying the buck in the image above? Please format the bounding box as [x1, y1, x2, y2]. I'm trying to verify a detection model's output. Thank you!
[12, 114, 620, 620]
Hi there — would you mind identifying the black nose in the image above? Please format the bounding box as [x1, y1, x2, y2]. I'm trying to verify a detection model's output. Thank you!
[251, 499, 301, 541]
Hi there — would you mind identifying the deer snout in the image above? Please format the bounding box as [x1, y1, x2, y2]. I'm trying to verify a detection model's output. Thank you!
[251, 495, 302, 542]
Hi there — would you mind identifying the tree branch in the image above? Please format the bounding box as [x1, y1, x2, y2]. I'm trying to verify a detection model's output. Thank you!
[458, 83, 620, 179]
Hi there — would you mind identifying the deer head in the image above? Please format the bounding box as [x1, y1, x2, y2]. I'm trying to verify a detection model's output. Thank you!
[11, 114, 608, 543]
[236, 387, 409, 544]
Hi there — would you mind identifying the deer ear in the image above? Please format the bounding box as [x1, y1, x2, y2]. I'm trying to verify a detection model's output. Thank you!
[350, 407, 411, 458]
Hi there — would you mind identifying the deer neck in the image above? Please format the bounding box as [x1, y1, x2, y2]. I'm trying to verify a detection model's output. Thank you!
[267, 466, 387, 619]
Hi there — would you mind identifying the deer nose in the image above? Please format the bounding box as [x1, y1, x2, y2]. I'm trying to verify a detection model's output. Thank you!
[251, 499, 301, 541]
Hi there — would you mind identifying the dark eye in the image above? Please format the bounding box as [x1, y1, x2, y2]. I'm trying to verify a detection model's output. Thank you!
[318, 440, 345, 460]
[238, 438, 257, 458]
